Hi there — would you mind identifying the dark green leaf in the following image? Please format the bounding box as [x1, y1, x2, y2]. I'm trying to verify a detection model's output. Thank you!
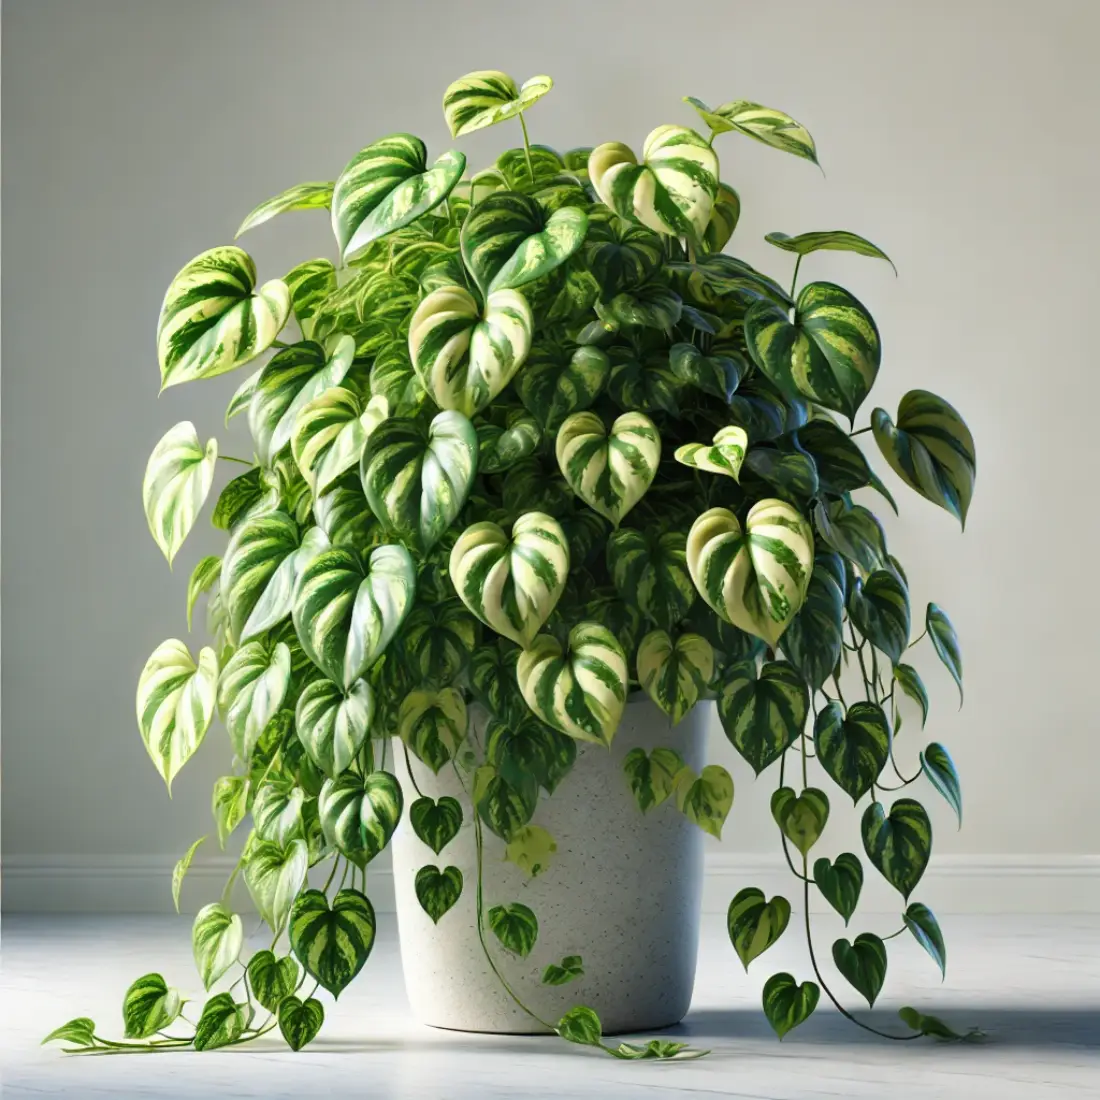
[926, 603, 963, 703]
[415, 865, 463, 924]
[278, 995, 324, 1051]
[122, 973, 181, 1039]
[487, 902, 539, 957]
[288, 888, 376, 998]
[473, 763, 538, 841]
[668, 342, 745, 402]
[469, 640, 529, 727]
[193, 993, 250, 1051]
[622, 746, 685, 813]
[556, 1005, 603, 1047]
[727, 887, 791, 969]
[743, 446, 819, 503]
[762, 973, 820, 1039]
[813, 700, 890, 804]
[780, 552, 845, 691]
[486, 715, 576, 796]
[247, 950, 299, 1013]
[812, 853, 863, 924]
[771, 786, 830, 855]
[849, 569, 910, 666]
[904, 902, 947, 978]
[717, 661, 809, 775]
[409, 795, 463, 855]
[765, 230, 895, 272]
[861, 798, 932, 900]
[212, 467, 267, 532]
[791, 419, 871, 493]
[921, 742, 962, 827]
[813, 499, 887, 572]
[832, 933, 887, 1007]
[899, 1006, 984, 1042]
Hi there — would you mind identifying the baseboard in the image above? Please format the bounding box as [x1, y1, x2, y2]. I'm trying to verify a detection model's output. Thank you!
[4, 853, 1099, 915]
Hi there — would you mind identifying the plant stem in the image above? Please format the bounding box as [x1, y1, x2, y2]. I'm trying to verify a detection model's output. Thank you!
[908, 629, 927, 648]
[518, 112, 535, 183]
[220, 454, 253, 466]
[789, 254, 802, 299]
[881, 925, 908, 941]
[849, 426, 872, 438]
[777, 754, 811, 883]
[402, 743, 426, 799]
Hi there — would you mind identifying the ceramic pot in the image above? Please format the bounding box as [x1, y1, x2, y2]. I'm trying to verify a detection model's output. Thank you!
[391, 695, 709, 1034]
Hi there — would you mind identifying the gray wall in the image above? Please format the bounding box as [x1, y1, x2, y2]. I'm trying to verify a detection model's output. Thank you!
[4, 0, 1098, 870]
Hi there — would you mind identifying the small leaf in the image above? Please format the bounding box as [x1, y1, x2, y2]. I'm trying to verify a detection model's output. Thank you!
[193, 992, 250, 1051]
[904, 902, 947, 978]
[443, 70, 554, 137]
[415, 865, 463, 923]
[622, 746, 684, 812]
[674, 764, 734, 839]
[488, 902, 539, 957]
[727, 887, 791, 969]
[247, 950, 299, 1012]
[765, 230, 895, 272]
[771, 786, 830, 855]
[42, 1017, 96, 1048]
[122, 973, 182, 1039]
[409, 795, 463, 855]
[832, 933, 887, 1007]
[899, 1006, 984, 1042]
[236, 182, 333, 237]
[926, 603, 963, 703]
[556, 1005, 603, 1047]
[278, 995, 324, 1051]
[504, 824, 557, 878]
[187, 556, 222, 632]
[683, 96, 818, 163]
[192, 903, 244, 990]
[211, 776, 249, 848]
[172, 835, 208, 913]
[542, 955, 584, 986]
[812, 853, 863, 924]
[921, 742, 962, 827]
[762, 973, 820, 1039]
[849, 569, 910, 667]
[143, 422, 219, 565]
[894, 664, 929, 726]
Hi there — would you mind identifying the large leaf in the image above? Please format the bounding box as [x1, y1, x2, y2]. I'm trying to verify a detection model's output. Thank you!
[243, 838, 309, 935]
[517, 622, 628, 746]
[143, 422, 218, 566]
[236, 182, 334, 237]
[904, 902, 947, 977]
[362, 410, 478, 554]
[516, 342, 610, 433]
[136, 640, 218, 792]
[849, 568, 910, 666]
[295, 676, 374, 778]
[289, 887, 376, 998]
[812, 853, 863, 924]
[409, 795, 463, 855]
[921, 742, 962, 826]
[292, 543, 415, 689]
[636, 630, 713, 724]
[761, 973, 820, 1040]
[407, 285, 533, 416]
[590, 125, 719, 244]
[331, 134, 465, 259]
[216, 640, 292, 761]
[192, 902, 243, 990]
[449, 512, 569, 647]
[555, 410, 661, 527]
[674, 764, 734, 839]
[674, 425, 749, 481]
[415, 865, 463, 923]
[728, 887, 791, 969]
[683, 97, 818, 163]
[488, 902, 539, 957]
[622, 746, 684, 813]
[813, 700, 890, 804]
[766, 230, 894, 272]
[122, 973, 182, 1039]
[872, 390, 976, 528]
[399, 688, 467, 773]
[460, 190, 587, 295]
[717, 660, 809, 775]
[443, 70, 553, 137]
[606, 528, 695, 631]
[291, 387, 389, 496]
[861, 798, 932, 900]
[780, 551, 845, 691]
[686, 501, 814, 647]
[832, 933, 887, 1007]
[926, 602, 963, 702]
[157, 246, 289, 390]
[746, 282, 880, 422]
[771, 786, 830, 856]
[318, 770, 403, 863]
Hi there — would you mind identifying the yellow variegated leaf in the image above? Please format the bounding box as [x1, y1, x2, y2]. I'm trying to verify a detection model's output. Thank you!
[236, 182, 334, 238]
[674, 425, 748, 481]
[443, 70, 553, 137]
[291, 388, 389, 495]
[636, 630, 714, 724]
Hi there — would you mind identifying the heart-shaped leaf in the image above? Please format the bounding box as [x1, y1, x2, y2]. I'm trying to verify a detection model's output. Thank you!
[236, 181, 334, 237]
[278, 995, 324, 1051]
[137, 640, 218, 793]
[217, 640, 292, 761]
[872, 390, 975, 528]
[812, 853, 863, 924]
[143, 422, 218, 566]
[790, 419, 871, 494]
[849, 569, 910, 666]
[861, 798, 932, 900]
[556, 1004, 603, 1047]
[408, 286, 533, 416]
[622, 747, 685, 813]
[398, 688, 467, 773]
[409, 796, 463, 855]
[253, 778, 305, 848]
[516, 341, 610, 433]
[292, 388, 389, 496]
[311, 472, 378, 551]
[289, 887, 376, 998]
[813, 499, 888, 572]
[606, 528, 695, 631]
[295, 676, 374, 779]
[762, 972, 820, 1039]
[193, 993, 250, 1051]
[746, 282, 880, 423]
[556, 410, 661, 526]
[246, 950, 299, 1012]
[744, 446, 819, 504]
[41, 1017, 98, 1049]
[606, 344, 684, 414]
[766, 230, 895, 271]
[583, 207, 664, 295]
[780, 552, 845, 691]
[469, 640, 528, 726]
[590, 125, 719, 244]
[192, 902, 243, 990]
[636, 630, 714, 724]
[488, 902, 539, 957]
[211, 465, 269, 530]
[926, 603, 963, 703]
[704, 182, 741, 252]
[449, 511, 569, 647]
[443, 70, 553, 137]
[212, 778, 248, 848]
[122, 973, 182, 1039]
[542, 955, 585, 986]
[674, 764, 735, 839]
[683, 97, 817, 163]
[332, 134, 465, 259]
[517, 622, 628, 746]
[813, 700, 890, 804]
[771, 786, 830, 856]
[717, 660, 809, 775]
[398, 599, 479, 687]
[476, 415, 541, 473]
[157, 246, 290, 390]
[486, 715, 576, 795]
[904, 902, 947, 977]
[473, 763, 538, 841]
[283, 259, 337, 340]
[674, 425, 749, 481]
[832, 933, 887, 1007]
[292, 543, 416, 689]
[668, 342, 743, 402]
[921, 742, 962, 827]
[894, 663, 929, 725]
[318, 771, 403, 863]
[243, 838, 309, 936]
[415, 865, 463, 923]
[727, 887, 791, 969]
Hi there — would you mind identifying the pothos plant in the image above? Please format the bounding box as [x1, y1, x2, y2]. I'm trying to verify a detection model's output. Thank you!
[47, 69, 980, 1058]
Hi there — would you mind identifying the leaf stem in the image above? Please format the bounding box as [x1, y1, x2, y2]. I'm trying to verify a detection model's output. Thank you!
[908, 629, 927, 649]
[789, 255, 802, 299]
[220, 455, 253, 466]
[518, 112, 535, 183]
[849, 426, 872, 438]
[402, 743, 426, 799]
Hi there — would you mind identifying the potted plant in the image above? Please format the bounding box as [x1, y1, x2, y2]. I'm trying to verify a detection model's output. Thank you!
[47, 68, 978, 1059]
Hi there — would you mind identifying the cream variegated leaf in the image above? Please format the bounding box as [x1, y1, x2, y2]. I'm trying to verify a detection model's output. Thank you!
[443, 70, 553, 137]
[142, 422, 218, 566]
[398, 688, 468, 773]
[674, 425, 748, 481]
[157, 246, 290, 390]
[684, 97, 818, 164]
[555, 410, 660, 526]
[216, 640, 292, 761]
[407, 285, 533, 416]
[516, 623, 628, 746]
[284, 259, 337, 339]
[291, 388, 389, 495]
[295, 676, 375, 779]
[589, 126, 719, 244]
[243, 838, 309, 936]
[687, 501, 814, 647]
[449, 512, 569, 648]
[236, 182, 335, 238]
[137, 640, 218, 792]
[637, 630, 714, 724]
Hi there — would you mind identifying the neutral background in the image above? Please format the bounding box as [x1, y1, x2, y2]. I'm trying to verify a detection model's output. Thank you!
[3, 0, 1098, 911]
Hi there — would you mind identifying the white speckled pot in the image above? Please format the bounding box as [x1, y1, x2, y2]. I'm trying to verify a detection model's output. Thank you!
[391, 695, 709, 1035]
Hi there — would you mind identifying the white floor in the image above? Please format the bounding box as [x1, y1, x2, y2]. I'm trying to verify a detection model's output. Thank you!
[1, 914, 1097, 1098]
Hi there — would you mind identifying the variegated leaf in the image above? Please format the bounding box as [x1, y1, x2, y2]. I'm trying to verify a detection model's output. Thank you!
[318, 771, 403, 863]
[637, 630, 714, 724]
[927, 602, 963, 703]
[292, 543, 416, 689]
[136, 640, 218, 792]
[172, 835, 208, 912]
[517, 340, 611, 434]
[368, 341, 428, 417]
[157, 246, 290, 390]
[236, 182, 334, 237]
[186, 555, 221, 632]
[849, 569, 910, 666]
[295, 676, 374, 778]
[142, 422, 218, 566]
[814, 700, 890, 804]
[622, 746, 684, 812]
[728, 887, 791, 969]
[252, 778, 305, 847]
[407, 285, 533, 416]
[766, 230, 895, 272]
[476, 414, 540, 473]
[605, 528, 695, 631]
[192, 903, 243, 990]
[289, 887, 376, 998]
[399, 600, 479, 686]
[292, 387, 389, 495]
[780, 552, 846, 691]
[361, 410, 478, 554]
[687, 501, 814, 647]
[589, 126, 719, 244]
[243, 838, 309, 936]
[211, 776, 248, 848]
[332, 134, 465, 259]
[312, 471, 380, 551]
[284, 259, 337, 338]
[517, 622, 628, 746]
[216, 640, 292, 761]
[449, 511, 569, 648]
[668, 343, 744, 402]
[717, 660, 809, 775]
[861, 798, 932, 900]
[813, 499, 888, 572]
[684, 97, 818, 163]
[248, 336, 355, 466]
[398, 688, 467, 773]
[746, 282, 881, 423]
[674, 763, 734, 839]
[705, 183, 741, 252]
[772, 786, 830, 855]
[555, 410, 661, 526]
[872, 390, 976, 528]
[443, 70, 553, 137]
[674, 425, 748, 481]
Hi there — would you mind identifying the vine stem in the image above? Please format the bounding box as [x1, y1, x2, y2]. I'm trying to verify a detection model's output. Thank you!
[220, 454, 253, 466]
[908, 629, 928, 649]
[789, 254, 803, 299]
[849, 426, 872, 438]
[402, 743, 426, 799]
[518, 112, 535, 183]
